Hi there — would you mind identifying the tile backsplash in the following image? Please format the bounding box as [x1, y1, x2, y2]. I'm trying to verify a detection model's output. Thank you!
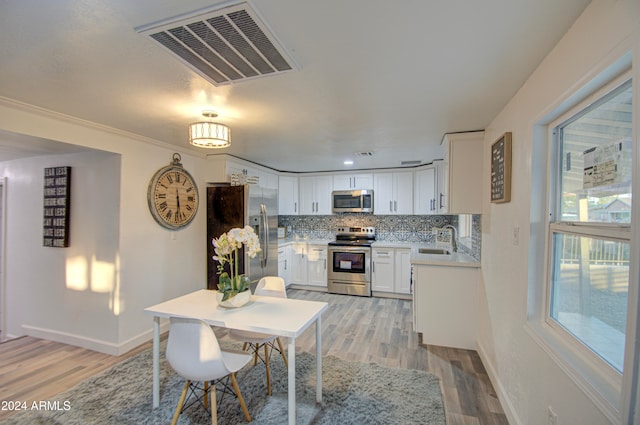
[278, 214, 481, 260]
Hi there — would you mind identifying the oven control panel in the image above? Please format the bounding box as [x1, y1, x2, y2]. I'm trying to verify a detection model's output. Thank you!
[335, 226, 375, 237]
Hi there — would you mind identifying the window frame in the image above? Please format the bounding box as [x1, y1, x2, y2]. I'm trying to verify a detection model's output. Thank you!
[546, 77, 632, 375]
[526, 68, 634, 420]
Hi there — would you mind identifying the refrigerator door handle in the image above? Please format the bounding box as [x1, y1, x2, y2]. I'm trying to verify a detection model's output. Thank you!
[260, 203, 268, 267]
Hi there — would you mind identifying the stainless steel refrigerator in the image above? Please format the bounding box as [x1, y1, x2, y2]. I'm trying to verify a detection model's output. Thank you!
[206, 184, 278, 290]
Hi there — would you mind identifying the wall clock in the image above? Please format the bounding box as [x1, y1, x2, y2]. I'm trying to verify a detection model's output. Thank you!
[147, 153, 199, 230]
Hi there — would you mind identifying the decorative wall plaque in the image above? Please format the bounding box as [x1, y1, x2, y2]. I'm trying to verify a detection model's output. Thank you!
[491, 132, 512, 203]
[43, 166, 71, 247]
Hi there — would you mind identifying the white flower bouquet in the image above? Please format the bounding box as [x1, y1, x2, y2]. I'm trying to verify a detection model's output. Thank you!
[212, 226, 261, 301]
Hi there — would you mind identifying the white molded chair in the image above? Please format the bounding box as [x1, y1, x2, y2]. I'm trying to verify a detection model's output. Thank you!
[228, 276, 288, 396]
[166, 317, 252, 425]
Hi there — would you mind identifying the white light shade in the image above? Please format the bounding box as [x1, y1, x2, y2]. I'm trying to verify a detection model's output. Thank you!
[189, 121, 231, 148]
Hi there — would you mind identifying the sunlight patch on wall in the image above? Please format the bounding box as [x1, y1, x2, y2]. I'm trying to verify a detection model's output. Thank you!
[90, 256, 115, 293]
[109, 253, 121, 316]
[66, 256, 88, 291]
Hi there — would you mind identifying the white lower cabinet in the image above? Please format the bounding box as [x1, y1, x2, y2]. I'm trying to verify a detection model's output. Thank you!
[372, 248, 395, 292]
[394, 249, 412, 294]
[372, 247, 412, 294]
[290, 243, 308, 285]
[412, 263, 478, 349]
[306, 245, 328, 287]
[286, 242, 327, 288]
[277, 245, 292, 286]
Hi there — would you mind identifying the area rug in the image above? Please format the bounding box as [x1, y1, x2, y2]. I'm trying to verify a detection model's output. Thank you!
[4, 341, 444, 425]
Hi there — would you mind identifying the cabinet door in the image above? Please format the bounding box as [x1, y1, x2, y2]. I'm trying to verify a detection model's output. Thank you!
[315, 176, 333, 214]
[394, 249, 412, 294]
[298, 177, 316, 215]
[393, 172, 414, 214]
[435, 162, 448, 214]
[414, 168, 437, 214]
[373, 173, 394, 214]
[278, 176, 299, 215]
[278, 245, 292, 286]
[307, 246, 327, 287]
[333, 175, 353, 191]
[371, 248, 394, 292]
[299, 176, 332, 215]
[290, 244, 307, 284]
[448, 134, 483, 213]
[333, 173, 373, 190]
[353, 173, 374, 189]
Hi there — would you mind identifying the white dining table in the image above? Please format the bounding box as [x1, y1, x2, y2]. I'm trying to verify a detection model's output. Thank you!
[144, 289, 328, 425]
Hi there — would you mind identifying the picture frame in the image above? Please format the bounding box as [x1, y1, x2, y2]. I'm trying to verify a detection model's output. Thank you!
[491, 132, 512, 203]
[43, 166, 72, 247]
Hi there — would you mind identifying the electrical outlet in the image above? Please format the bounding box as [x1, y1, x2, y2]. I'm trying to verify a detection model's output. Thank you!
[547, 406, 558, 425]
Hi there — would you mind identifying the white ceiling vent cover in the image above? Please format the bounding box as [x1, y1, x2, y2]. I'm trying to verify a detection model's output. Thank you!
[136, 2, 297, 86]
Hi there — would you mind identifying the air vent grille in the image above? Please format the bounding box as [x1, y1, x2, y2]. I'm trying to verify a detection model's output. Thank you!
[137, 2, 296, 86]
[401, 160, 422, 166]
[355, 152, 374, 157]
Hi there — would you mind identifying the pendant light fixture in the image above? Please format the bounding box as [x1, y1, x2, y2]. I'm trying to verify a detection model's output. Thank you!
[189, 111, 231, 148]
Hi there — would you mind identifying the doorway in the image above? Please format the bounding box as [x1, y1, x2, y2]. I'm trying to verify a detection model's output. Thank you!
[0, 178, 6, 341]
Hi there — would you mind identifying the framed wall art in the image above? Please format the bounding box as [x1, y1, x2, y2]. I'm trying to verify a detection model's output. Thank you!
[43, 166, 71, 247]
[491, 132, 512, 203]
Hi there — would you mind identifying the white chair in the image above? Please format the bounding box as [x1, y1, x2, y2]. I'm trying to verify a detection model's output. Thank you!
[228, 276, 288, 396]
[166, 317, 252, 425]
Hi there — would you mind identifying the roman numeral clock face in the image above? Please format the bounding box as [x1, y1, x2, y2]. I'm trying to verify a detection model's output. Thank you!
[147, 162, 199, 230]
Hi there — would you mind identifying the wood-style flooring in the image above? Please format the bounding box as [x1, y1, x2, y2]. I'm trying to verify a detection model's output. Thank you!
[0, 289, 508, 424]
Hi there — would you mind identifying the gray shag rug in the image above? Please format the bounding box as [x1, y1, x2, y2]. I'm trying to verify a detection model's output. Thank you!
[4, 341, 444, 424]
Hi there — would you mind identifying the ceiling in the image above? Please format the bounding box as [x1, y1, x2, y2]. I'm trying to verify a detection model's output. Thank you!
[0, 0, 590, 172]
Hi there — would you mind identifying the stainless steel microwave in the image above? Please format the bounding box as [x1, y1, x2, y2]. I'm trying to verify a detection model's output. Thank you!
[332, 190, 374, 213]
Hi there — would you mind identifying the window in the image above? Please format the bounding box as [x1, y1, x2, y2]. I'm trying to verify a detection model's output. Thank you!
[548, 80, 632, 374]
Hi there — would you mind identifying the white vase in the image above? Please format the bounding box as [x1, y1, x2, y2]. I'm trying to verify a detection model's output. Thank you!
[215, 290, 251, 308]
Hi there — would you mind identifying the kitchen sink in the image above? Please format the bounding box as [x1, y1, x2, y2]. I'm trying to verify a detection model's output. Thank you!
[418, 248, 451, 255]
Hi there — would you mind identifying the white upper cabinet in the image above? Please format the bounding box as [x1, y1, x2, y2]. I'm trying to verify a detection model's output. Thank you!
[278, 175, 299, 215]
[414, 166, 438, 214]
[299, 175, 333, 215]
[206, 156, 278, 189]
[374, 172, 413, 215]
[438, 131, 484, 214]
[332, 173, 374, 191]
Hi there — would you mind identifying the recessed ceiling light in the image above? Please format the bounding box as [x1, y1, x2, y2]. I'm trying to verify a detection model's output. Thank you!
[344, 160, 354, 165]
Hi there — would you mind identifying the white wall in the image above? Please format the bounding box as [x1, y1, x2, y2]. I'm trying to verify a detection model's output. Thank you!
[0, 100, 209, 354]
[478, 0, 639, 424]
[0, 150, 121, 342]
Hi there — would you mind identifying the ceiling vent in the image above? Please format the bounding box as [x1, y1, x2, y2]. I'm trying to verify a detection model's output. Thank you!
[401, 160, 422, 166]
[136, 2, 297, 86]
[355, 151, 374, 157]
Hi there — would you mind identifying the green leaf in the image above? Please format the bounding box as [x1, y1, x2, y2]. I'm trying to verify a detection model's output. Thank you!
[236, 275, 251, 293]
[217, 272, 232, 293]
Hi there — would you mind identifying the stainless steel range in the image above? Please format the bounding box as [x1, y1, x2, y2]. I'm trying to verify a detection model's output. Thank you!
[327, 227, 375, 297]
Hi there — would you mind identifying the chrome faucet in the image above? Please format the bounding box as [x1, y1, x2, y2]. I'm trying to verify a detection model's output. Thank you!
[441, 225, 457, 252]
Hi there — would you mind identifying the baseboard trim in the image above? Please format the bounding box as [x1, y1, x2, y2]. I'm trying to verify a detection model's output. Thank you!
[476, 341, 522, 425]
[22, 322, 169, 356]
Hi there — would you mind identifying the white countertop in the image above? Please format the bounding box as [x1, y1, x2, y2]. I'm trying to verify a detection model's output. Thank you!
[409, 248, 480, 268]
[278, 238, 479, 268]
[372, 241, 479, 267]
[278, 238, 333, 247]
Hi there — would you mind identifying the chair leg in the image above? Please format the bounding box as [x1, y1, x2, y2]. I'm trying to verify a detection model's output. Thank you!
[230, 372, 251, 422]
[264, 343, 271, 396]
[204, 381, 209, 409]
[242, 342, 248, 351]
[210, 381, 218, 425]
[172, 380, 190, 425]
[253, 343, 260, 366]
[276, 337, 288, 368]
